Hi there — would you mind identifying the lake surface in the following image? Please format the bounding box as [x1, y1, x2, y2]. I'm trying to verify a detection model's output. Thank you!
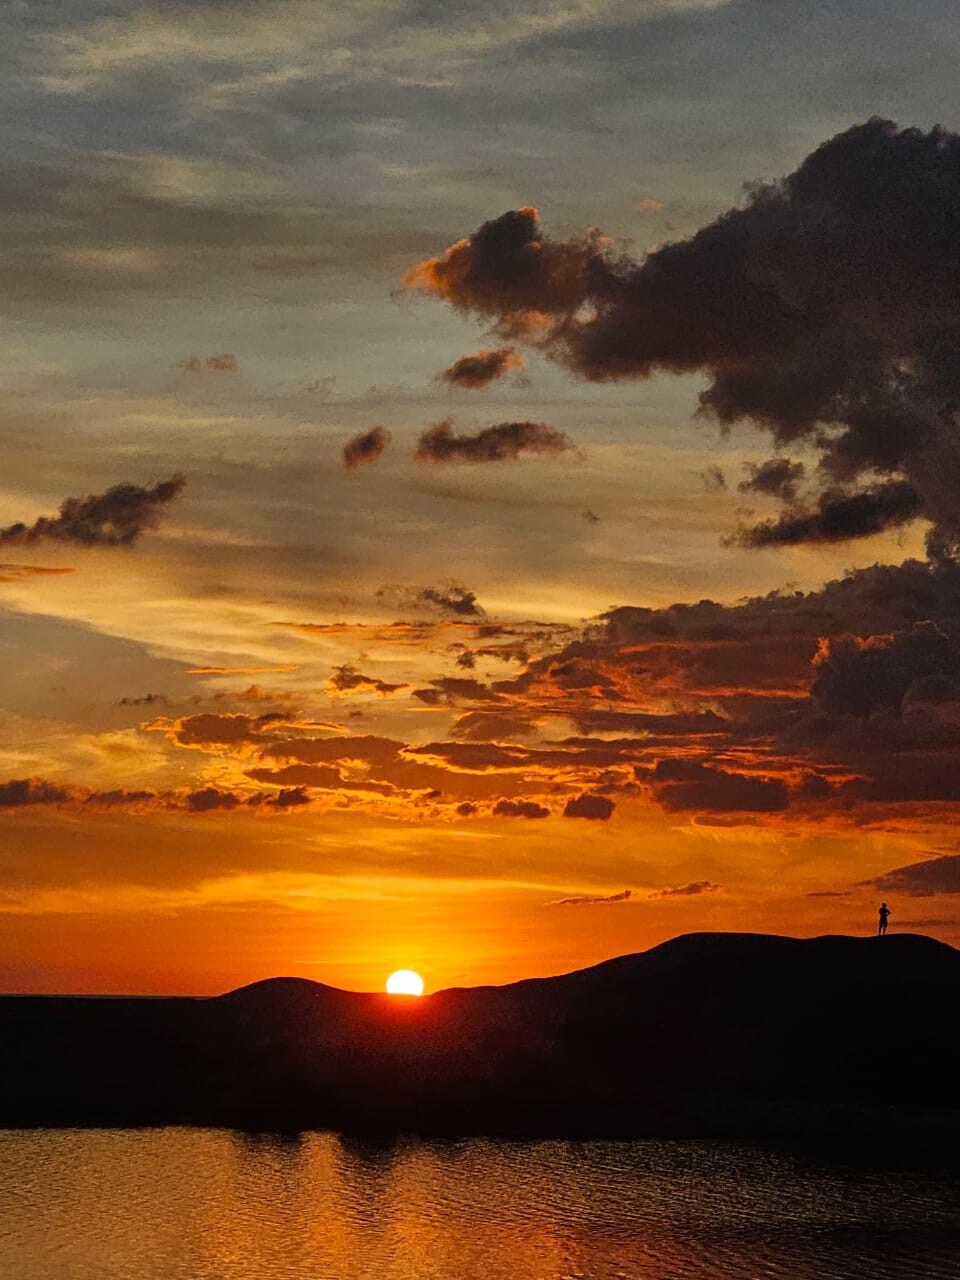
[1, 1129, 958, 1279]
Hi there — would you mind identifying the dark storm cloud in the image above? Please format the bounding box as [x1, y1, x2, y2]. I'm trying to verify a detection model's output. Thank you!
[549, 888, 631, 906]
[414, 417, 574, 463]
[731, 480, 923, 548]
[562, 793, 616, 819]
[0, 476, 186, 547]
[492, 798, 550, 818]
[342, 426, 392, 470]
[738, 457, 805, 503]
[409, 121, 960, 548]
[865, 853, 960, 896]
[438, 347, 523, 388]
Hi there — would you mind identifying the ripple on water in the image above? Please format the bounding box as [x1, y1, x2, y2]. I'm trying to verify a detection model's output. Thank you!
[0, 1130, 958, 1280]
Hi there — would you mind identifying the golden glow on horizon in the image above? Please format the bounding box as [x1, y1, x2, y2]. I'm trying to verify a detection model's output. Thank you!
[386, 969, 424, 996]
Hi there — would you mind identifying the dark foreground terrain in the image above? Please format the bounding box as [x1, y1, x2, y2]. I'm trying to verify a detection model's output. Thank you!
[2, 932, 958, 1137]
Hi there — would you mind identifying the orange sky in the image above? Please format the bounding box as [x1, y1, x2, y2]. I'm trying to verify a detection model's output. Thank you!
[3, 4, 960, 994]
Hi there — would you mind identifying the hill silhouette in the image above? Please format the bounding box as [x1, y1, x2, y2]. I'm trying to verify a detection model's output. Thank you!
[2, 932, 958, 1137]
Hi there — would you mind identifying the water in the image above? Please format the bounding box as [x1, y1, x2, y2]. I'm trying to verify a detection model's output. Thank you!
[1, 1130, 958, 1279]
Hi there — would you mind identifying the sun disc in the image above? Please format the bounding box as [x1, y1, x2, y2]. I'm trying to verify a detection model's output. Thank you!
[386, 969, 424, 996]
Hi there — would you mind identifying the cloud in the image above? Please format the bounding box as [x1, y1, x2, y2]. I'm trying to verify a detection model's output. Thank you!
[377, 582, 485, 618]
[0, 776, 319, 817]
[738, 457, 805, 503]
[700, 466, 726, 493]
[731, 480, 923, 548]
[414, 676, 502, 705]
[651, 880, 722, 897]
[450, 712, 536, 740]
[0, 564, 75, 583]
[562, 793, 616, 819]
[408, 121, 960, 549]
[328, 665, 408, 696]
[641, 760, 790, 813]
[492, 798, 550, 818]
[0, 778, 73, 807]
[438, 347, 523, 389]
[342, 426, 392, 470]
[549, 888, 631, 905]
[414, 417, 574, 463]
[180, 353, 238, 373]
[0, 476, 186, 547]
[151, 712, 280, 749]
[811, 622, 960, 719]
[185, 787, 242, 812]
[865, 853, 960, 896]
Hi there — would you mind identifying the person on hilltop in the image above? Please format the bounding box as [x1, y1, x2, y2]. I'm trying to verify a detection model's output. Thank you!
[878, 902, 891, 936]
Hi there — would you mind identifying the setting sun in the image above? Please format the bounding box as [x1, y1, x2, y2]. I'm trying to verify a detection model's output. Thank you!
[386, 969, 425, 997]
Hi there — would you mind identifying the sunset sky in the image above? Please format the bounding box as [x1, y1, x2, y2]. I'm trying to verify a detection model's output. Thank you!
[3, 0, 960, 994]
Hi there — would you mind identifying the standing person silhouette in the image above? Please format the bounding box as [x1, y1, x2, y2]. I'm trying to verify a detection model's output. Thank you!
[878, 902, 891, 935]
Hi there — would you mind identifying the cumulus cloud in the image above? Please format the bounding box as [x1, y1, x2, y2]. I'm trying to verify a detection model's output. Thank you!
[0, 476, 186, 547]
[342, 426, 392, 470]
[408, 121, 960, 548]
[414, 417, 574, 463]
[549, 888, 631, 906]
[438, 347, 523, 388]
[810, 621, 960, 720]
[562, 793, 616, 819]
